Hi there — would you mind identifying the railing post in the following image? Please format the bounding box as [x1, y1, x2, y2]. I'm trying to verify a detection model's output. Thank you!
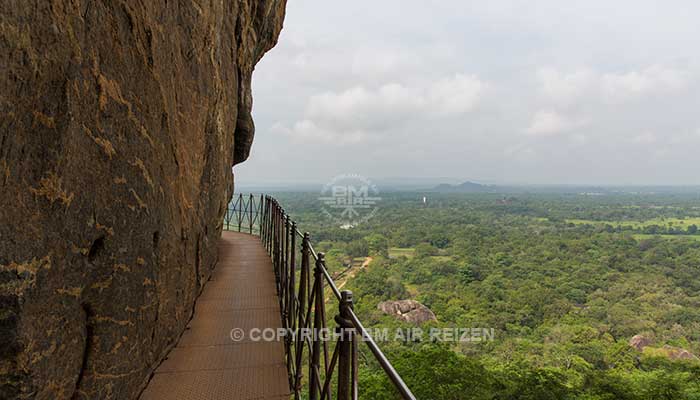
[274, 206, 281, 288]
[259, 194, 264, 235]
[266, 198, 272, 252]
[258, 195, 267, 247]
[352, 323, 358, 400]
[272, 204, 277, 278]
[283, 215, 290, 319]
[270, 202, 273, 250]
[294, 232, 310, 397]
[309, 253, 325, 400]
[237, 193, 243, 232]
[249, 193, 254, 234]
[289, 222, 297, 331]
[337, 291, 355, 400]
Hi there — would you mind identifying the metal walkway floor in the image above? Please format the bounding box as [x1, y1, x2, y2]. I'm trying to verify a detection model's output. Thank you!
[140, 231, 290, 400]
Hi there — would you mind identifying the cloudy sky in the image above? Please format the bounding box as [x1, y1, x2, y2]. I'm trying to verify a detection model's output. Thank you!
[235, 0, 700, 186]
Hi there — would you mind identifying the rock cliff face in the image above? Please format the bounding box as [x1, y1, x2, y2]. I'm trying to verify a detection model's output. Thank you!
[0, 1, 285, 398]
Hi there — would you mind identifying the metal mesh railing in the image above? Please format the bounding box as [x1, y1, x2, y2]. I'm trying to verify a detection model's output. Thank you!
[226, 194, 416, 400]
[223, 193, 263, 234]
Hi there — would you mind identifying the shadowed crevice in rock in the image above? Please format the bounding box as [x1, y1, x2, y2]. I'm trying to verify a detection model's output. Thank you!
[87, 237, 105, 264]
[72, 304, 93, 400]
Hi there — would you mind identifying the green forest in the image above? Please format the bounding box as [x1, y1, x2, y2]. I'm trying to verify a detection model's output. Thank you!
[275, 191, 700, 400]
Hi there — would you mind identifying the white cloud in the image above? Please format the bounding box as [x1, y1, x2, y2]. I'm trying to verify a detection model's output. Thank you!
[537, 67, 595, 104]
[538, 65, 690, 105]
[525, 110, 581, 137]
[279, 74, 486, 144]
[602, 66, 687, 102]
[427, 74, 486, 115]
[306, 84, 423, 131]
[272, 120, 369, 145]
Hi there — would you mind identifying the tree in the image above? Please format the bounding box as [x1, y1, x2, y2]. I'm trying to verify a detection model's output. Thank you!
[414, 242, 438, 257]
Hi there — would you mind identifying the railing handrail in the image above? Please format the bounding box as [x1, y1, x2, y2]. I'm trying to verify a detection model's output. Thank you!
[224, 193, 417, 400]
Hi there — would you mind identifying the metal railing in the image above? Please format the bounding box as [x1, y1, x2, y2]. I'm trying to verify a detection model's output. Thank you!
[224, 194, 417, 400]
[224, 193, 263, 234]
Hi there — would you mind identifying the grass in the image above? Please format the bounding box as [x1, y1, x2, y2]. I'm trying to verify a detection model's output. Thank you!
[388, 247, 416, 259]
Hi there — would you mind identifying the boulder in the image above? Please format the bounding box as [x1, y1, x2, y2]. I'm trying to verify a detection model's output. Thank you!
[378, 300, 437, 324]
[661, 345, 698, 361]
[629, 334, 652, 351]
[0, 1, 286, 398]
[629, 335, 698, 361]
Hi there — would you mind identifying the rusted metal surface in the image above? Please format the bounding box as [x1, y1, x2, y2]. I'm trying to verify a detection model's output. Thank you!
[140, 231, 290, 400]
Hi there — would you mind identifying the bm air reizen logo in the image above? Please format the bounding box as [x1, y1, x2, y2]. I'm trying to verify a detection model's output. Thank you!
[318, 174, 381, 228]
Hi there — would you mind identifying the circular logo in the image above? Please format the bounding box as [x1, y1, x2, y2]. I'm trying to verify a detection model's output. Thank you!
[318, 174, 381, 228]
[230, 328, 245, 342]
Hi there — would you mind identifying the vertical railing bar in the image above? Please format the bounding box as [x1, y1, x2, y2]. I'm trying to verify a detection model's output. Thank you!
[337, 291, 354, 400]
[237, 193, 243, 232]
[311, 366, 325, 397]
[267, 198, 272, 252]
[289, 222, 297, 332]
[283, 216, 290, 325]
[270, 199, 275, 253]
[280, 210, 286, 310]
[249, 193, 254, 234]
[259, 194, 264, 235]
[310, 259, 322, 400]
[351, 330, 358, 400]
[317, 255, 330, 379]
[260, 196, 264, 241]
[320, 340, 341, 400]
[283, 214, 292, 385]
[294, 232, 309, 397]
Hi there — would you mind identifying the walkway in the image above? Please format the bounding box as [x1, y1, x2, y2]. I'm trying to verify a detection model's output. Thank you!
[140, 231, 290, 400]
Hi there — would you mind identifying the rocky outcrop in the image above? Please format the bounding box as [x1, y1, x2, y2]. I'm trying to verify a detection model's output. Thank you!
[378, 300, 437, 324]
[629, 335, 698, 361]
[660, 345, 697, 361]
[629, 334, 652, 351]
[0, 1, 285, 399]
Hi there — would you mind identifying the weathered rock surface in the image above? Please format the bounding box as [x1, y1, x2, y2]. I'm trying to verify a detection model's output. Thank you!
[660, 345, 697, 361]
[629, 334, 652, 351]
[377, 300, 437, 324]
[0, 1, 285, 399]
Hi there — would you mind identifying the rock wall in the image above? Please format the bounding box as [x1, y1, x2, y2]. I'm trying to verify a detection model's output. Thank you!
[0, 1, 285, 398]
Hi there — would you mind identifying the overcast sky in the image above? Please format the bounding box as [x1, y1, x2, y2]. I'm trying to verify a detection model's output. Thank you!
[235, 0, 700, 187]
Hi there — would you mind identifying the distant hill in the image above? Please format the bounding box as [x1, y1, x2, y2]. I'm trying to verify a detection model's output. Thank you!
[432, 181, 495, 193]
